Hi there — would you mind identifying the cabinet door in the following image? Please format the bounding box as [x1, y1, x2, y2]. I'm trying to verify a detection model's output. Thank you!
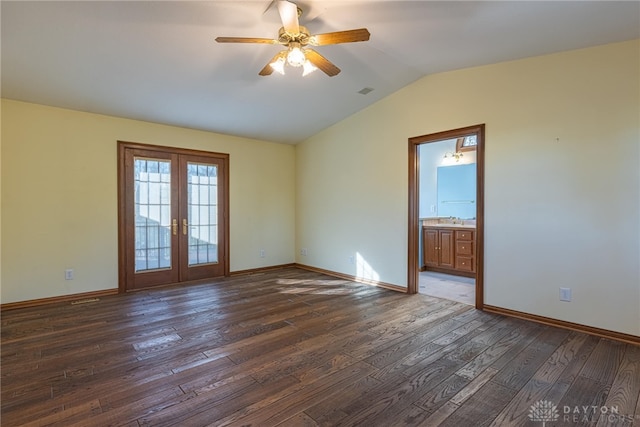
[424, 229, 439, 267]
[439, 230, 455, 268]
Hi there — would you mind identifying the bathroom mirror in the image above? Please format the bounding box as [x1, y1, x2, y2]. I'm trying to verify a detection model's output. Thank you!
[437, 163, 476, 219]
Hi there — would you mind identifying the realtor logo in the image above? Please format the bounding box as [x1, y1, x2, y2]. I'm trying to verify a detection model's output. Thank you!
[529, 400, 560, 426]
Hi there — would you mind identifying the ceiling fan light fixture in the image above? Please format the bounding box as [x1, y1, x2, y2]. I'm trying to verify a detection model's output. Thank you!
[286, 42, 306, 67]
[270, 55, 286, 75]
[302, 60, 317, 76]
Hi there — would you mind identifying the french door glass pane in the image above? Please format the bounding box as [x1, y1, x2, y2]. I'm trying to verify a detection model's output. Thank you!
[187, 163, 218, 266]
[134, 158, 172, 272]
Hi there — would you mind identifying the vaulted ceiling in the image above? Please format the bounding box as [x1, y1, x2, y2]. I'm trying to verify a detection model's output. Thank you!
[2, 1, 638, 144]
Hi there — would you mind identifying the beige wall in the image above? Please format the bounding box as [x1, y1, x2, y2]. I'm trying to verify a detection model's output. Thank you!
[0, 101, 3, 297]
[2, 40, 638, 336]
[1, 100, 296, 304]
[296, 40, 640, 336]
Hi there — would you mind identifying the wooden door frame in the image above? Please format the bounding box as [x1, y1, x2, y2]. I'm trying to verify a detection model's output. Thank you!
[407, 124, 485, 309]
[117, 141, 230, 293]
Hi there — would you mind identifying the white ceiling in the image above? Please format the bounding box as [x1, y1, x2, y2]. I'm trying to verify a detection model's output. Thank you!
[2, 1, 638, 144]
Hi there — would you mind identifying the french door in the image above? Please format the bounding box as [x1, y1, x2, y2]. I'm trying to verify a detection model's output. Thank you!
[118, 142, 229, 291]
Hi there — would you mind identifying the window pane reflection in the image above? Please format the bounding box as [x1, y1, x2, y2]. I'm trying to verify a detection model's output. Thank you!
[134, 158, 172, 272]
[187, 163, 218, 266]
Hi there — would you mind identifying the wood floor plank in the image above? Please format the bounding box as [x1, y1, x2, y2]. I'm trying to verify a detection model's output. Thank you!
[293, 374, 381, 426]
[490, 326, 571, 391]
[431, 380, 515, 427]
[1, 267, 637, 427]
[371, 315, 502, 381]
[68, 387, 195, 427]
[410, 372, 469, 414]
[275, 412, 319, 427]
[211, 361, 379, 426]
[321, 358, 461, 426]
[455, 320, 542, 380]
[20, 399, 102, 427]
[595, 344, 640, 426]
[158, 375, 301, 427]
[542, 334, 600, 405]
[488, 331, 589, 426]
[579, 338, 627, 385]
[137, 374, 261, 426]
[410, 367, 500, 426]
[556, 376, 612, 426]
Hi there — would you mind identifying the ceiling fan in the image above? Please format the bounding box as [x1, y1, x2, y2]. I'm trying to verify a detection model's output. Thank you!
[215, 0, 370, 77]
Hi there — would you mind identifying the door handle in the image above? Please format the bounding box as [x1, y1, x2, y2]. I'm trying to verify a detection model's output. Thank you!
[172, 219, 178, 236]
[182, 219, 188, 235]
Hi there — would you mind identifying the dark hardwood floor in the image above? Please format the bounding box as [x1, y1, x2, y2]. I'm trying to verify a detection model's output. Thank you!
[2, 267, 639, 426]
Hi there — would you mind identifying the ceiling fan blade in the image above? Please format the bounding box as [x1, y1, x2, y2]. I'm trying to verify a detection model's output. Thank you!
[277, 0, 300, 35]
[263, 0, 277, 15]
[215, 37, 277, 44]
[259, 64, 274, 77]
[305, 49, 340, 77]
[309, 28, 370, 46]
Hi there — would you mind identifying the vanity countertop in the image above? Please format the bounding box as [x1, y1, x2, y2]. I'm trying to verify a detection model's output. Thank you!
[423, 223, 475, 229]
[421, 218, 476, 228]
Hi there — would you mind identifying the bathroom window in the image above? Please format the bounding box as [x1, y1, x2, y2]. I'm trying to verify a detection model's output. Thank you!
[456, 135, 477, 152]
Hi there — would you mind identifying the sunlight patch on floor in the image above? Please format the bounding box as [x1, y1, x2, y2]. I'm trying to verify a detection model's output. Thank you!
[276, 278, 353, 295]
[277, 279, 347, 286]
[276, 287, 353, 295]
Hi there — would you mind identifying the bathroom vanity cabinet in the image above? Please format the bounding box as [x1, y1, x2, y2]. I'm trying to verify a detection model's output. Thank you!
[423, 226, 475, 278]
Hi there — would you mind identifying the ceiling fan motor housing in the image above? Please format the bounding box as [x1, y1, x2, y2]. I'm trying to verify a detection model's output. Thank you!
[278, 26, 310, 46]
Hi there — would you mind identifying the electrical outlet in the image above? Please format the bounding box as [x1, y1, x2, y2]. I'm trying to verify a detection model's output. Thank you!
[349, 255, 355, 265]
[65, 269, 74, 280]
[300, 248, 308, 256]
[259, 249, 265, 258]
[559, 287, 571, 302]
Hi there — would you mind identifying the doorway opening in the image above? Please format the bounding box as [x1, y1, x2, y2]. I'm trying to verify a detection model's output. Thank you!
[117, 141, 230, 292]
[408, 125, 484, 309]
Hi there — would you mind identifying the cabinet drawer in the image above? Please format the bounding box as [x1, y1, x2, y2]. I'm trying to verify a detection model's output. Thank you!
[455, 256, 474, 272]
[456, 241, 474, 256]
[455, 230, 474, 241]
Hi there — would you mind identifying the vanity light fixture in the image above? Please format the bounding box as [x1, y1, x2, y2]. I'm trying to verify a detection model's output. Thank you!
[443, 152, 464, 162]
